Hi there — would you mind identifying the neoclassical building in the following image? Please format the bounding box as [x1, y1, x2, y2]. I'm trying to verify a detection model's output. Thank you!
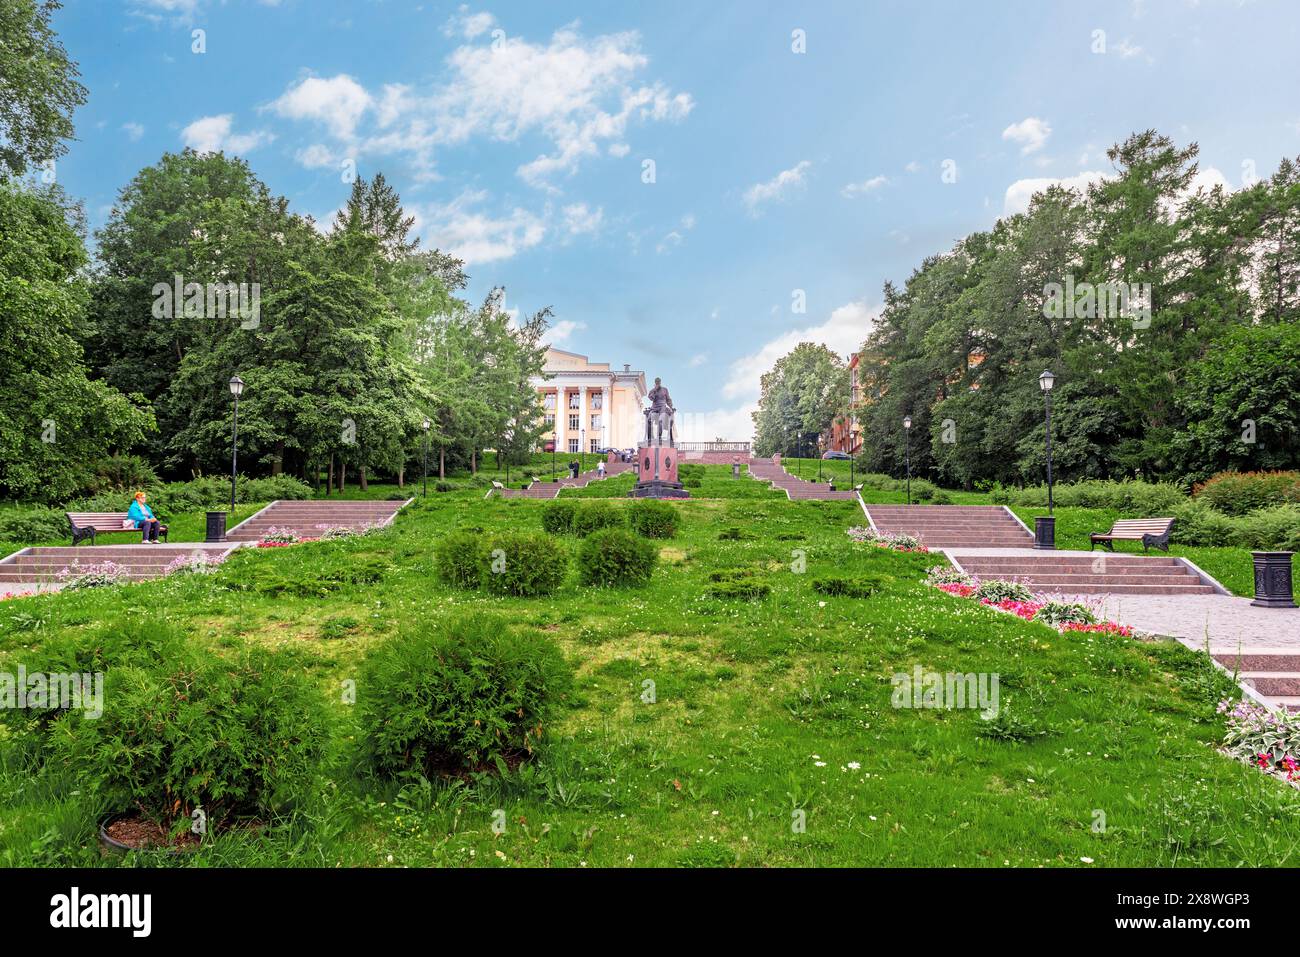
[533, 348, 648, 454]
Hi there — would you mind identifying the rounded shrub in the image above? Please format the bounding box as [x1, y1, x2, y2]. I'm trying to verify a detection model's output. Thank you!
[480, 531, 567, 596]
[627, 499, 678, 539]
[1194, 471, 1300, 516]
[357, 615, 573, 776]
[812, 573, 892, 598]
[541, 499, 577, 534]
[973, 579, 1035, 603]
[571, 502, 622, 536]
[434, 529, 488, 589]
[578, 528, 658, 587]
[50, 644, 329, 831]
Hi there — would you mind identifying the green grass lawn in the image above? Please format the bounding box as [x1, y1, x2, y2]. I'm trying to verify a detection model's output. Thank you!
[1, 474, 1297, 868]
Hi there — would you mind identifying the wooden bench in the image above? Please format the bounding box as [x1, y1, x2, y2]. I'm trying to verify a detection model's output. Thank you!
[66, 512, 168, 546]
[1089, 517, 1174, 553]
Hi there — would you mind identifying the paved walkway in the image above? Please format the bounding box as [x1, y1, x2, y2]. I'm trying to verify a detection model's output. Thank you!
[491, 460, 634, 499]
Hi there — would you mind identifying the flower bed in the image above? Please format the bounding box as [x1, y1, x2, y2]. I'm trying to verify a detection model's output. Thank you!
[923, 567, 1138, 636]
[1218, 698, 1300, 784]
[846, 526, 929, 553]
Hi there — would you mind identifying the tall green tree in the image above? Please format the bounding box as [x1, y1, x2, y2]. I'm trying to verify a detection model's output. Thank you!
[0, 0, 86, 179]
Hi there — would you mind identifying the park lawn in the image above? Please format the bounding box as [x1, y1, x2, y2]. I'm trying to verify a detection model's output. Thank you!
[1, 485, 1297, 868]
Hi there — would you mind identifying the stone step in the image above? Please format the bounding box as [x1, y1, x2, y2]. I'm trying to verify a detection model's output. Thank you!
[969, 573, 1200, 586]
[1213, 654, 1300, 671]
[1030, 583, 1214, 595]
[959, 558, 1183, 569]
[1241, 675, 1300, 696]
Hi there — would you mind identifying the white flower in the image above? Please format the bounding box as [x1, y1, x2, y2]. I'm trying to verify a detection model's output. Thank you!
[814, 760, 827, 767]
[847, 761, 861, 770]
[1080, 856, 1094, 864]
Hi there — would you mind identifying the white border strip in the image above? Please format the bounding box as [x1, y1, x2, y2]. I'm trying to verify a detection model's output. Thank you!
[1001, 505, 1034, 538]
[224, 500, 279, 538]
[1175, 555, 1233, 596]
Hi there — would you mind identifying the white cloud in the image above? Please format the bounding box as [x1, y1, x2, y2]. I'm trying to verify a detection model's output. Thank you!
[444, 5, 495, 39]
[1002, 116, 1052, 155]
[688, 352, 709, 367]
[121, 122, 145, 142]
[416, 190, 545, 264]
[295, 143, 336, 169]
[692, 299, 876, 444]
[1002, 170, 1107, 215]
[181, 114, 272, 155]
[561, 202, 604, 236]
[269, 74, 372, 140]
[1114, 38, 1144, 58]
[722, 299, 876, 402]
[547, 319, 586, 345]
[842, 174, 887, 198]
[904, 160, 921, 173]
[655, 230, 683, 255]
[272, 26, 692, 190]
[743, 160, 812, 214]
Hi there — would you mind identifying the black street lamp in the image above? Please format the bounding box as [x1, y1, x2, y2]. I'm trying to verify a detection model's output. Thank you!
[903, 415, 912, 505]
[1035, 370, 1057, 549]
[421, 417, 430, 497]
[228, 375, 244, 513]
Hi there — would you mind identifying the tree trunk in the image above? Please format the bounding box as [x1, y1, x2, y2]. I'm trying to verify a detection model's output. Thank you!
[359, 466, 368, 491]
[439, 448, 445, 479]
[327, 454, 334, 495]
[397, 465, 405, 488]
[340, 462, 347, 493]
[271, 441, 284, 475]
[471, 450, 477, 474]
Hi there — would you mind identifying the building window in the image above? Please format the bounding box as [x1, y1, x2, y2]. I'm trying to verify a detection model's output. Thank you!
[568, 392, 580, 410]
[543, 414, 554, 428]
[568, 439, 579, 454]
[569, 414, 579, 431]
[591, 414, 601, 430]
[590, 439, 599, 453]
[543, 393, 556, 410]
[591, 392, 603, 410]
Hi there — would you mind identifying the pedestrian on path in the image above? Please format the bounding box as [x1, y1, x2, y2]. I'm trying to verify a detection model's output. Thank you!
[597, 460, 606, 478]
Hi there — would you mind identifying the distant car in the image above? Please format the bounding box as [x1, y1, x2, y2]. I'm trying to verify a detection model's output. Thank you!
[542, 440, 556, 453]
[821, 451, 851, 460]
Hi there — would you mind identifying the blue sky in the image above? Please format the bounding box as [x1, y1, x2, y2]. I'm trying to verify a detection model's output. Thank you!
[52, 0, 1300, 441]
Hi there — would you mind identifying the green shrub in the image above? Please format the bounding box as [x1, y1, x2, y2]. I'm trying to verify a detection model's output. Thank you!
[434, 529, 487, 589]
[1230, 505, 1300, 550]
[1034, 600, 1097, 627]
[1194, 470, 1300, 516]
[578, 528, 657, 587]
[974, 579, 1035, 603]
[87, 454, 159, 494]
[706, 569, 769, 600]
[571, 502, 622, 536]
[911, 480, 938, 502]
[627, 499, 678, 539]
[929, 489, 954, 505]
[50, 645, 329, 830]
[1170, 499, 1238, 546]
[1009, 479, 1185, 513]
[812, 574, 892, 598]
[0, 508, 67, 544]
[357, 615, 573, 776]
[541, 499, 577, 534]
[480, 531, 567, 596]
[717, 525, 751, 541]
[678, 463, 705, 489]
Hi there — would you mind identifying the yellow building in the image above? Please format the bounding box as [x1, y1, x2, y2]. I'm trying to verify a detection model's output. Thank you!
[533, 348, 648, 453]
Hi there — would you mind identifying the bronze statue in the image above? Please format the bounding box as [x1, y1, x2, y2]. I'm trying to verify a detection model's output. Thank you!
[644, 376, 675, 447]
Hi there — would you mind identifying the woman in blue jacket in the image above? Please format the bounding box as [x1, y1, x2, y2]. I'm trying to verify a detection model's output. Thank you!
[128, 491, 162, 543]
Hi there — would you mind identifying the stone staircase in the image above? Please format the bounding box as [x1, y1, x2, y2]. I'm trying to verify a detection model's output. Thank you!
[865, 505, 1033, 547]
[225, 498, 410, 542]
[1211, 653, 1300, 712]
[492, 460, 634, 499]
[748, 458, 860, 501]
[952, 553, 1215, 595]
[0, 544, 236, 589]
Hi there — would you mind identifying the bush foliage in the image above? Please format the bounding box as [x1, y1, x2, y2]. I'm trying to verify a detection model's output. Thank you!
[357, 615, 573, 776]
[1193, 471, 1300, 516]
[578, 528, 657, 587]
[480, 531, 567, 596]
[626, 499, 678, 539]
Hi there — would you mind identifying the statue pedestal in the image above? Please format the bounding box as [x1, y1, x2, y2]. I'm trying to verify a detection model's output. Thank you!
[629, 444, 689, 499]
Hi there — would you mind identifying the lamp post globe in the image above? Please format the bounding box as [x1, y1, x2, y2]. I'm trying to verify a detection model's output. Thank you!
[228, 376, 244, 513]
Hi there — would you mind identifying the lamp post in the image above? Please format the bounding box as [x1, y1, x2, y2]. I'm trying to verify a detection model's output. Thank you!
[580, 427, 586, 475]
[228, 375, 244, 514]
[1035, 370, 1057, 549]
[903, 415, 912, 505]
[421, 418, 430, 497]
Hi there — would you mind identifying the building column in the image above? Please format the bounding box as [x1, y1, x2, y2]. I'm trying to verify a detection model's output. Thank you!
[604, 376, 612, 451]
[579, 385, 588, 455]
[555, 386, 566, 456]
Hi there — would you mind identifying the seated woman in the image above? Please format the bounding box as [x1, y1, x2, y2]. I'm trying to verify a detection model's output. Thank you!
[128, 491, 163, 543]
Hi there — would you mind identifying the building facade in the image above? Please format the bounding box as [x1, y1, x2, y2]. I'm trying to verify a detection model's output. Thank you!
[533, 348, 648, 454]
[825, 352, 863, 455]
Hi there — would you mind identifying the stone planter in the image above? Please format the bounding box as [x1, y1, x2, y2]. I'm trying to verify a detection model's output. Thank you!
[205, 510, 228, 542]
[1251, 552, 1296, 608]
[1033, 516, 1055, 550]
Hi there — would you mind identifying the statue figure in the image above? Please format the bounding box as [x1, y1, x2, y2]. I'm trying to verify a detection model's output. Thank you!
[644, 377, 675, 447]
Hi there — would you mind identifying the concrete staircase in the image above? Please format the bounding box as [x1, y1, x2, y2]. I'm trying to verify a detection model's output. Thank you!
[953, 553, 1214, 595]
[0, 544, 235, 589]
[865, 505, 1033, 547]
[225, 499, 409, 542]
[749, 458, 860, 501]
[493, 460, 633, 499]
[1212, 653, 1300, 712]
